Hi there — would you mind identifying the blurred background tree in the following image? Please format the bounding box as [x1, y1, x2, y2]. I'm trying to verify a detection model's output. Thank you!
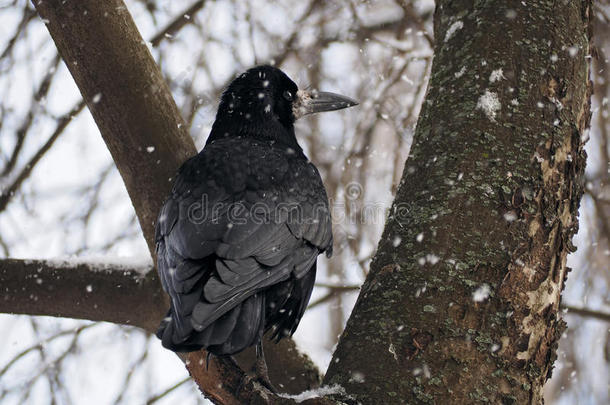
[0, 0, 607, 403]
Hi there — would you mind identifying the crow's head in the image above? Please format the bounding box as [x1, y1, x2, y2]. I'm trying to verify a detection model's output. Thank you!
[209, 65, 357, 145]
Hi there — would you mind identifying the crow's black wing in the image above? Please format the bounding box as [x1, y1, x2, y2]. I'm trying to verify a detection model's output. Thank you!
[155, 138, 332, 354]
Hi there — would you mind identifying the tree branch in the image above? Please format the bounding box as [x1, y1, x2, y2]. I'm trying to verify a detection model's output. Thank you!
[0, 101, 86, 212]
[149, 0, 208, 47]
[23, 0, 323, 401]
[0, 258, 163, 332]
[561, 305, 610, 323]
[0, 2, 203, 212]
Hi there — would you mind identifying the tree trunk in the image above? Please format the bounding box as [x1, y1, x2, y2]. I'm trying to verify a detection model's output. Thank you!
[324, 1, 592, 404]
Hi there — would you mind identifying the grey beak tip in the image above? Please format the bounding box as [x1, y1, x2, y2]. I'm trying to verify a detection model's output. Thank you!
[296, 90, 359, 117]
[342, 97, 359, 108]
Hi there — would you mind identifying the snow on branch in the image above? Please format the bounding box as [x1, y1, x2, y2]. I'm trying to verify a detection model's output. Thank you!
[0, 258, 165, 333]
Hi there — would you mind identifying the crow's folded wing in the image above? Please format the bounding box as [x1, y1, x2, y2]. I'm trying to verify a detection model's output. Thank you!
[155, 140, 332, 344]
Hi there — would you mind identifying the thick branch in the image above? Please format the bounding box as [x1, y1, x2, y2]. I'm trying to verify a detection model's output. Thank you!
[0, 256, 322, 397]
[0, 258, 162, 332]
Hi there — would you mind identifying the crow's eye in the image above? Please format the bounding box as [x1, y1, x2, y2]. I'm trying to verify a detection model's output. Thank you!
[283, 90, 293, 101]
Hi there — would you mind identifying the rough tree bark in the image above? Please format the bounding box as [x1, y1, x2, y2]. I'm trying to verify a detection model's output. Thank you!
[1, 258, 160, 331]
[324, 1, 592, 404]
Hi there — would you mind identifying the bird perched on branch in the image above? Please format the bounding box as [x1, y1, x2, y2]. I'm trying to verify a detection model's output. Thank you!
[155, 65, 357, 389]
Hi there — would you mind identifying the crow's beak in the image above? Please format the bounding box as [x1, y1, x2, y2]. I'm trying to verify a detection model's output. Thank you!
[293, 90, 358, 119]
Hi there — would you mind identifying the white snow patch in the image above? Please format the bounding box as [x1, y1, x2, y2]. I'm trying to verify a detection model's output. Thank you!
[503, 211, 517, 222]
[476, 90, 501, 122]
[146, 146, 155, 153]
[568, 46, 578, 57]
[92, 93, 102, 103]
[278, 384, 347, 403]
[423, 364, 431, 378]
[426, 254, 440, 265]
[350, 371, 365, 383]
[416, 232, 424, 242]
[444, 21, 463, 42]
[473, 284, 491, 302]
[43, 256, 153, 277]
[550, 97, 563, 110]
[454, 66, 467, 78]
[489, 68, 505, 83]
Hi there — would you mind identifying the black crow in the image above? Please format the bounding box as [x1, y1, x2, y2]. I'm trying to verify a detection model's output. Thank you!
[155, 65, 357, 388]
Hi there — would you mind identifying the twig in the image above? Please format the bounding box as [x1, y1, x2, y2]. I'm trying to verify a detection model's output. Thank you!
[0, 3, 205, 213]
[113, 338, 150, 405]
[0, 4, 36, 60]
[314, 283, 361, 291]
[2, 54, 61, 176]
[561, 305, 610, 323]
[149, 0, 208, 47]
[0, 101, 86, 212]
[0, 323, 96, 378]
[146, 376, 192, 405]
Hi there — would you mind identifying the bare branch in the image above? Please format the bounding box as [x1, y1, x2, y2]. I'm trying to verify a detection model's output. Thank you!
[1, 54, 61, 177]
[149, 0, 209, 47]
[0, 101, 87, 212]
[561, 305, 610, 323]
[146, 376, 192, 405]
[0, 323, 97, 379]
[0, 2, 208, 213]
[0, 4, 36, 61]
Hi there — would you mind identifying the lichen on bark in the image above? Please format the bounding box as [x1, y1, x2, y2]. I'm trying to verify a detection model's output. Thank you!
[324, 1, 592, 403]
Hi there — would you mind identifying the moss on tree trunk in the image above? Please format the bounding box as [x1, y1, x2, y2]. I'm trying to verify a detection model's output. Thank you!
[324, 1, 592, 403]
